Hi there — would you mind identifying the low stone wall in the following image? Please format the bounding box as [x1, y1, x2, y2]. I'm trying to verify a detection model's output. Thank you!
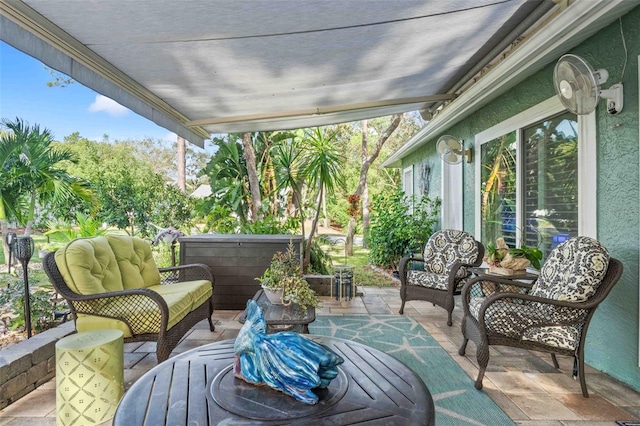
[0, 321, 75, 409]
[304, 274, 333, 296]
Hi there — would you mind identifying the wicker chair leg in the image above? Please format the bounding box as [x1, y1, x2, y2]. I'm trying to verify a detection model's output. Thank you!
[475, 343, 490, 390]
[446, 310, 453, 326]
[550, 353, 559, 369]
[458, 337, 468, 356]
[399, 300, 406, 315]
[157, 344, 171, 363]
[577, 353, 589, 397]
[475, 368, 486, 390]
[208, 302, 215, 331]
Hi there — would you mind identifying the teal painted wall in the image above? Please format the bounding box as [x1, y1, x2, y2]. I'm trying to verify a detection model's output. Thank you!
[400, 8, 640, 390]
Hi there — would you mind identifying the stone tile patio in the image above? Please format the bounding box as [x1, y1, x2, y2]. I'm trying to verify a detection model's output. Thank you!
[1, 287, 639, 425]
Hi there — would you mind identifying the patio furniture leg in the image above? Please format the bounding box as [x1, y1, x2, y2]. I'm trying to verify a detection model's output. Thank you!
[475, 341, 490, 390]
[458, 337, 468, 356]
[576, 348, 589, 397]
[157, 343, 171, 363]
[208, 302, 215, 331]
[475, 367, 486, 390]
[399, 300, 406, 315]
[550, 353, 559, 369]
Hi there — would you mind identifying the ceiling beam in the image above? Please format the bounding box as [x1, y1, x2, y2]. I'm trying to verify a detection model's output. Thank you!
[186, 94, 455, 127]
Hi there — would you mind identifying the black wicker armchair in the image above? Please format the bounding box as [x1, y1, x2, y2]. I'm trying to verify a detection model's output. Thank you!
[458, 236, 623, 397]
[399, 229, 484, 326]
[43, 235, 215, 362]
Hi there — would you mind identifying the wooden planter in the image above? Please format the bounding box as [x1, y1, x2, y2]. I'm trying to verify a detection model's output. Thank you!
[179, 234, 303, 310]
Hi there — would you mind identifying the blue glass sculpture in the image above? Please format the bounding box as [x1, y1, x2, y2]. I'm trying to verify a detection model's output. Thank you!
[234, 300, 344, 404]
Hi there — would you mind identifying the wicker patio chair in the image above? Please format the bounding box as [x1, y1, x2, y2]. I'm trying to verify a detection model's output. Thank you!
[458, 236, 623, 397]
[399, 229, 484, 326]
[43, 235, 215, 362]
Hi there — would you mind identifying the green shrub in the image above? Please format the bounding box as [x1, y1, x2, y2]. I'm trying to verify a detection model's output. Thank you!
[326, 198, 352, 230]
[43, 211, 109, 251]
[367, 190, 440, 269]
[308, 236, 333, 275]
[0, 275, 62, 333]
[239, 214, 300, 235]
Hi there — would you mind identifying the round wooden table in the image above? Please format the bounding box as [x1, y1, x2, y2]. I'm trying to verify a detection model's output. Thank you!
[114, 336, 434, 425]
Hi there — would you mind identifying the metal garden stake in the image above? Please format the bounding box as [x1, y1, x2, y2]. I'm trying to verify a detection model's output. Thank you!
[5, 232, 17, 274]
[13, 237, 34, 338]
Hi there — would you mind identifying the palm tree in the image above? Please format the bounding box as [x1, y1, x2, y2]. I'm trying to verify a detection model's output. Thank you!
[301, 127, 346, 270]
[1, 118, 94, 265]
[1, 127, 22, 266]
[272, 135, 305, 224]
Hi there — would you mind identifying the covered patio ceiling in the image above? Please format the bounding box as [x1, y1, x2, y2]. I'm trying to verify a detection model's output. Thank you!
[3, 0, 556, 147]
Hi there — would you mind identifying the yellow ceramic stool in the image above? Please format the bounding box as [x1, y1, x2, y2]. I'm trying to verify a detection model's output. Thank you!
[56, 329, 124, 426]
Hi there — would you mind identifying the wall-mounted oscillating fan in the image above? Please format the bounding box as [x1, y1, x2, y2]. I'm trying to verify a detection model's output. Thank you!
[437, 135, 471, 164]
[553, 54, 623, 115]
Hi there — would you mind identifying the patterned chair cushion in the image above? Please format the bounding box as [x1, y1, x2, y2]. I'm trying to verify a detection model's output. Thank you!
[523, 326, 580, 350]
[407, 270, 449, 290]
[409, 230, 479, 292]
[470, 297, 580, 349]
[423, 230, 479, 275]
[469, 298, 552, 339]
[530, 236, 609, 302]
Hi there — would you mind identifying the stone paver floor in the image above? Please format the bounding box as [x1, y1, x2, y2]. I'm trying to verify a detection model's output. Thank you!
[1, 287, 639, 425]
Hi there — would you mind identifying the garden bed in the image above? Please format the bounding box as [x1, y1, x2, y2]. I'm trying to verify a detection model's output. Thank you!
[1, 262, 64, 350]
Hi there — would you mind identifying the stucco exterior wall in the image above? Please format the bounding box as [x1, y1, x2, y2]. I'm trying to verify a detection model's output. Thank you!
[398, 7, 640, 390]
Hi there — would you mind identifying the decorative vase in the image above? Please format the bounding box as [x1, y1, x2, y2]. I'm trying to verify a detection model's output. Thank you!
[262, 286, 284, 304]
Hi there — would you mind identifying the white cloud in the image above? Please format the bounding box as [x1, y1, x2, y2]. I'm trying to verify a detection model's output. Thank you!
[88, 95, 129, 116]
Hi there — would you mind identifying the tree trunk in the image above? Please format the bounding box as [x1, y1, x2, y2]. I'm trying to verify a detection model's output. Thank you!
[25, 192, 36, 236]
[362, 183, 369, 248]
[1, 219, 9, 268]
[322, 184, 328, 229]
[345, 115, 402, 252]
[177, 136, 186, 193]
[242, 132, 262, 222]
[345, 217, 355, 255]
[304, 183, 323, 272]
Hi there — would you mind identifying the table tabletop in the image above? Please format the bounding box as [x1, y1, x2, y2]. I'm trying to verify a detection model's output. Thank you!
[469, 267, 539, 281]
[239, 289, 316, 333]
[114, 336, 434, 425]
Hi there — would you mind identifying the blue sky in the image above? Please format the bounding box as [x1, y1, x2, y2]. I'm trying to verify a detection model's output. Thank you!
[1, 41, 212, 151]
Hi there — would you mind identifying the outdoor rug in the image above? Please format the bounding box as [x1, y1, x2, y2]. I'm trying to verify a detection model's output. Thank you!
[309, 315, 515, 426]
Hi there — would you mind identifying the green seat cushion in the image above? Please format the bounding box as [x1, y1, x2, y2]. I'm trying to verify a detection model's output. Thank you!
[55, 237, 124, 294]
[147, 280, 212, 310]
[76, 315, 136, 338]
[107, 235, 161, 289]
[75, 284, 201, 337]
[153, 286, 192, 328]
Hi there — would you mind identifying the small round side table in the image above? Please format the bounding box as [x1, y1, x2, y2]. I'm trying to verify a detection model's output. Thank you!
[56, 329, 124, 426]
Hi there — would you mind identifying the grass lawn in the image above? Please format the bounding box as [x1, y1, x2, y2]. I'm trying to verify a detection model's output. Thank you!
[319, 238, 396, 288]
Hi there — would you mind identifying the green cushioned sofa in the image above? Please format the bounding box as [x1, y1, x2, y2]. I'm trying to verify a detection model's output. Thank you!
[43, 235, 215, 362]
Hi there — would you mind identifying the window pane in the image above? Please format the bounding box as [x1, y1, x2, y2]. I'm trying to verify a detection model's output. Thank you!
[523, 112, 578, 258]
[480, 131, 517, 249]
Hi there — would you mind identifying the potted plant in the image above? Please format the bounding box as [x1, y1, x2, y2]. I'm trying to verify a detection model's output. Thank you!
[256, 242, 319, 310]
[485, 237, 542, 275]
